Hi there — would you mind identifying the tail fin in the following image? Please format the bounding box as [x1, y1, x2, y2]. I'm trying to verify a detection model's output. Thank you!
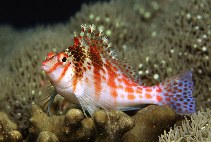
[158, 71, 195, 114]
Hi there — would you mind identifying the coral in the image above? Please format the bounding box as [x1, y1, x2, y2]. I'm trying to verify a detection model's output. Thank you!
[30, 104, 134, 142]
[0, 24, 71, 132]
[37, 131, 59, 142]
[159, 108, 211, 142]
[122, 105, 178, 142]
[94, 109, 134, 141]
[0, 111, 23, 142]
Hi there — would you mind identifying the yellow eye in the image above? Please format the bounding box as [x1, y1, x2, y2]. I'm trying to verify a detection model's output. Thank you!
[58, 52, 68, 64]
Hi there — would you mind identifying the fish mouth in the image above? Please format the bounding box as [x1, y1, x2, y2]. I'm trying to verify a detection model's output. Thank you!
[41, 61, 49, 72]
[41, 65, 48, 72]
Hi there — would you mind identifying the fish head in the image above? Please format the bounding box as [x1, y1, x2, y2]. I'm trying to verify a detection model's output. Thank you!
[41, 51, 75, 87]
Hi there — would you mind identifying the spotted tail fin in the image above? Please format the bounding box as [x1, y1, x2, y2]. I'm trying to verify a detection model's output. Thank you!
[158, 71, 196, 114]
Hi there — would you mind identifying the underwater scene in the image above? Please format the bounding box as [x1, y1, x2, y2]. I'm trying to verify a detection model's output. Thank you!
[0, 0, 211, 141]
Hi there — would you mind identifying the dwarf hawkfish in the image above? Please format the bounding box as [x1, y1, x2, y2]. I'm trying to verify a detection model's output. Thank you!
[41, 24, 195, 116]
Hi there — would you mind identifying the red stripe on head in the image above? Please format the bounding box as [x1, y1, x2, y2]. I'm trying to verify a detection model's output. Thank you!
[56, 64, 70, 82]
[46, 62, 62, 74]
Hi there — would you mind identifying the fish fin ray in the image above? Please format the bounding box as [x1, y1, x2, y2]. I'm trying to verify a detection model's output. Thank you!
[73, 24, 142, 85]
[118, 106, 143, 111]
[158, 71, 196, 114]
[36, 81, 55, 102]
[36, 81, 58, 112]
[74, 88, 113, 117]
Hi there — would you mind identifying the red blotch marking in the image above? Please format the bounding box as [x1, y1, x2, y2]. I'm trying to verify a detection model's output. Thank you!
[106, 61, 118, 99]
[145, 93, 152, 99]
[121, 77, 139, 87]
[83, 67, 87, 72]
[165, 97, 171, 102]
[85, 77, 89, 83]
[156, 87, 162, 93]
[122, 78, 133, 86]
[118, 85, 124, 89]
[137, 87, 143, 90]
[167, 89, 173, 92]
[113, 66, 118, 71]
[173, 81, 178, 85]
[117, 78, 122, 83]
[111, 90, 118, 98]
[74, 37, 80, 46]
[102, 76, 106, 80]
[156, 95, 163, 102]
[108, 80, 117, 88]
[122, 74, 128, 78]
[56, 64, 70, 82]
[88, 66, 91, 70]
[164, 93, 169, 96]
[173, 87, 178, 90]
[131, 82, 138, 86]
[169, 94, 174, 97]
[178, 89, 182, 93]
[173, 97, 178, 101]
[127, 94, 136, 100]
[125, 87, 134, 93]
[178, 83, 183, 86]
[146, 88, 152, 92]
[101, 68, 106, 74]
[176, 103, 181, 106]
[135, 89, 142, 94]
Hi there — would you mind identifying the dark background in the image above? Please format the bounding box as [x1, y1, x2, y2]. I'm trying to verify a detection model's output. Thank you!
[0, 0, 107, 29]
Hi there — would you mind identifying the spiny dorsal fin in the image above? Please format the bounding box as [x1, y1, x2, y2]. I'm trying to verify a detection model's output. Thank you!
[109, 59, 143, 85]
[67, 24, 143, 84]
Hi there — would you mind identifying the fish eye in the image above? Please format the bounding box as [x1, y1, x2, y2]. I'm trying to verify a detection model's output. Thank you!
[58, 52, 68, 64]
[62, 57, 67, 62]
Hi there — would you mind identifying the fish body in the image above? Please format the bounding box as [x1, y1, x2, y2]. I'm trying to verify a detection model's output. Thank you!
[41, 24, 195, 115]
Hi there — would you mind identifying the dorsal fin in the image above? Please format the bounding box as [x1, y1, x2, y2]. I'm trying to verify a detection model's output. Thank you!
[66, 24, 143, 84]
[109, 59, 143, 84]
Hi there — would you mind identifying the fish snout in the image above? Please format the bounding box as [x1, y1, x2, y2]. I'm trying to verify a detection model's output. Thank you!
[41, 61, 50, 72]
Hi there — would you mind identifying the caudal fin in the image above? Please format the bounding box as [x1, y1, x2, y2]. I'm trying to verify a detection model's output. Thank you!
[158, 71, 195, 114]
